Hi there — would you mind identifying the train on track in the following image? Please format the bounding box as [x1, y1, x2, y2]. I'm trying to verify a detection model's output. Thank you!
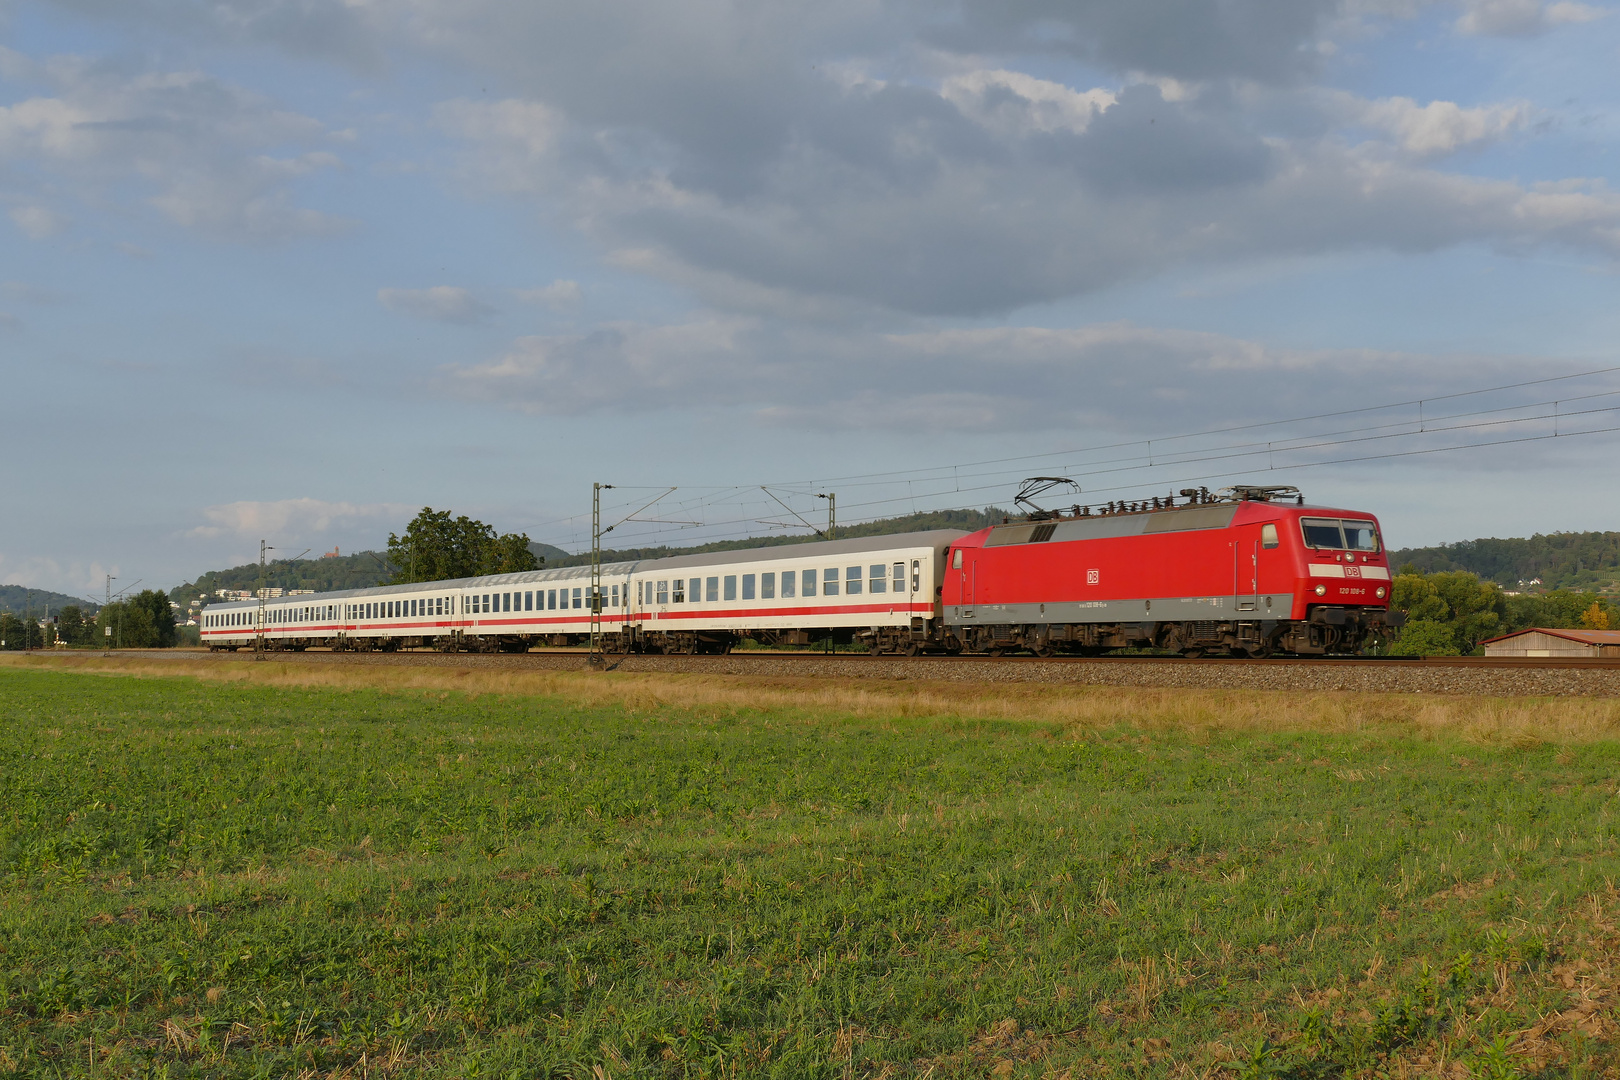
[200, 483, 1404, 657]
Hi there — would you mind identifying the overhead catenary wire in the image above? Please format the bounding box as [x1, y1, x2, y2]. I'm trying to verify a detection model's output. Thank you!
[524, 365, 1620, 550]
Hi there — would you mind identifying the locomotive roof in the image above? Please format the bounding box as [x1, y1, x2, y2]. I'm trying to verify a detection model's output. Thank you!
[969, 499, 1377, 547]
[203, 529, 968, 609]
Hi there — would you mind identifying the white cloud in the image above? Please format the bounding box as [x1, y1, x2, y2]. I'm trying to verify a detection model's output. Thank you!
[1356, 95, 1530, 156]
[941, 70, 1117, 136]
[514, 279, 582, 309]
[187, 498, 410, 540]
[9, 204, 68, 238]
[0, 60, 349, 240]
[377, 285, 495, 323]
[431, 98, 563, 194]
[1455, 0, 1605, 35]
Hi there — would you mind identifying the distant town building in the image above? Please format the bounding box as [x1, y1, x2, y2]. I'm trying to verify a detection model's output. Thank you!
[1481, 628, 1620, 658]
[322, 546, 341, 558]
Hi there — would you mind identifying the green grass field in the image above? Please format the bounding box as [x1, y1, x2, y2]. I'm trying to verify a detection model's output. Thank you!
[2, 663, 1618, 1078]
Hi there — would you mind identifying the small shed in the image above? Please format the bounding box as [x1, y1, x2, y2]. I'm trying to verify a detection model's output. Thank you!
[1481, 628, 1620, 658]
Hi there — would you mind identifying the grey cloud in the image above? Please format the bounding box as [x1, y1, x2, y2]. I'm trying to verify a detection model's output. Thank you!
[442, 316, 1539, 436]
[40, 0, 385, 69]
[926, 0, 1343, 83]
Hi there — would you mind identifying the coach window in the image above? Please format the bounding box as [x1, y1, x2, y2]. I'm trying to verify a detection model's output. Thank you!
[505, 592, 513, 612]
[912, 560, 921, 592]
[522, 591, 530, 611]
[672, 579, 684, 603]
[1261, 523, 1280, 549]
[569, 587, 579, 609]
[761, 572, 775, 599]
[725, 576, 738, 601]
[780, 570, 795, 598]
[846, 566, 862, 594]
[893, 563, 905, 593]
[869, 565, 885, 593]
[657, 580, 669, 604]
[802, 569, 816, 596]
[690, 578, 700, 604]
[707, 577, 720, 602]
[824, 568, 839, 596]
[611, 584, 619, 607]
[741, 574, 754, 600]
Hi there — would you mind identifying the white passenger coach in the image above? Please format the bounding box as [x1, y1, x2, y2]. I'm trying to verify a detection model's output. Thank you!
[199, 531, 964, 655]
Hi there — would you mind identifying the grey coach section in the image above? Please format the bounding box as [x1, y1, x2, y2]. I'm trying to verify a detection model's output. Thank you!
[984, 505, 1241, 546]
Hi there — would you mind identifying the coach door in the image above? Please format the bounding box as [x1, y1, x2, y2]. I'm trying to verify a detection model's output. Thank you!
[955, 548, 975, 619]
[1233, 525, 1264, 613]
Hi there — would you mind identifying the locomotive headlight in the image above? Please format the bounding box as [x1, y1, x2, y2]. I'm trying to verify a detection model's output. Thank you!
[1376, 586, 1387, 599]
[1314, 584, 1328, 596]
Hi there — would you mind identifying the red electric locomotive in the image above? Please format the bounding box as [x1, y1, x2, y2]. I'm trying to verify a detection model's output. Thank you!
[939, 484, 1404, 657]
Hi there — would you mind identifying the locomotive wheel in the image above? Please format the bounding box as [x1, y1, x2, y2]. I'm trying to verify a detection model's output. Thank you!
[1181, 648, 1205, 659]
[869, 643, 883, 656]
[902, 641, 920, 657]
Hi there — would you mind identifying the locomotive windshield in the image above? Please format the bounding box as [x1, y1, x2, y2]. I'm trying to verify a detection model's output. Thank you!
[1300, 518, 1380, 552]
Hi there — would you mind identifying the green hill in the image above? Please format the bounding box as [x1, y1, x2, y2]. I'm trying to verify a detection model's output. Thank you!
[169, 551, 400, 605]
[0, 584, 100, 617]
[1389, 531, 1620, 593]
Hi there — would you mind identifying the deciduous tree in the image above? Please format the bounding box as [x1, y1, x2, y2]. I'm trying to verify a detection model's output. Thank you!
[388, 508, 539, 583]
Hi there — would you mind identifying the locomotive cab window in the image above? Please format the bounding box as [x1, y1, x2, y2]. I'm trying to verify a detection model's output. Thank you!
[1344, 521, 1380, 551]
[1261, 523, 1279, 549]
[951, 549, 962, 569]
[1301, 517, 1381, 552]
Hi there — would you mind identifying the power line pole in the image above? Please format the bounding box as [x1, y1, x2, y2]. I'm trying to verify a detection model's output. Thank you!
[256, 540, 273, 661]
[103, 575, 115, 655]
[816, 492, 836, 540]
[589, 483, 614, 665]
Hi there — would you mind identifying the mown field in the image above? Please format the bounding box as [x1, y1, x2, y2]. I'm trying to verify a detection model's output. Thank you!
[2, 658, 1619, 1079]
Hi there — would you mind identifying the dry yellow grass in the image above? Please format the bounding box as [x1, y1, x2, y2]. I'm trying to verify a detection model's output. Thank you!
[5, 651, 1619, 744]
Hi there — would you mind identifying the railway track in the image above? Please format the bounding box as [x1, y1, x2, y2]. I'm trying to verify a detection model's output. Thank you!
[56, 647, 1620, 696]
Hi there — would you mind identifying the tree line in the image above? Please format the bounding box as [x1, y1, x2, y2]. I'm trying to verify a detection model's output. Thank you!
[1387, 569, 1615, 656]
[1388, 530, 1620, 592]
[0, 591, 178, 649]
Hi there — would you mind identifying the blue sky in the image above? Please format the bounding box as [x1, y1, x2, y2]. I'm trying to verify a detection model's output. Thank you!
[2, 0, 1619, 598]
